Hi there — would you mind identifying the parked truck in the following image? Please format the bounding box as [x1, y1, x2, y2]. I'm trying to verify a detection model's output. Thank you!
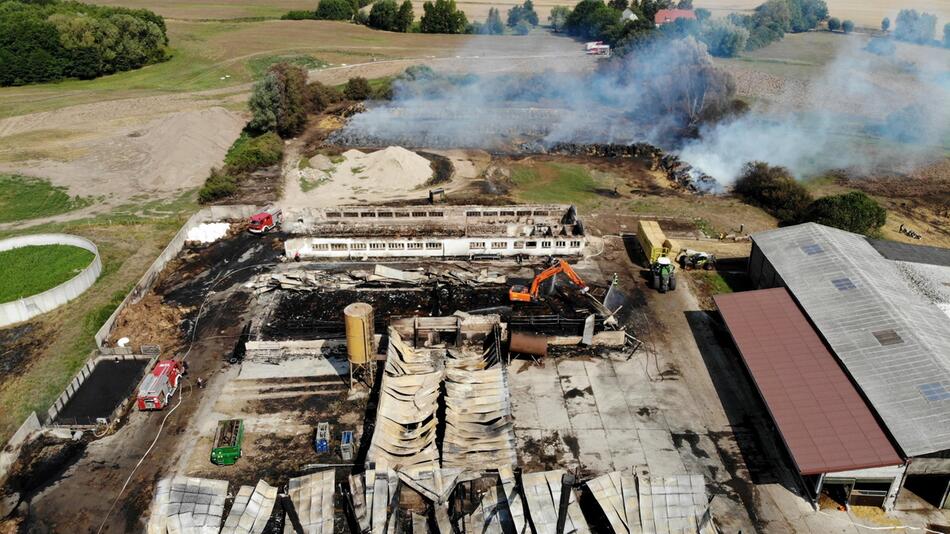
[636, 221, 679, 293]
[136, 360, 182, 411]
[636, 220, 676, 264]
[211, 419, 244, 465]
[248, 206, 282, 234]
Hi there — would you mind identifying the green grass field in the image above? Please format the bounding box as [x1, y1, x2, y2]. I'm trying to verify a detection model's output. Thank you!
[0, 175, 93, 223]
[510, 162, 603, 205]
[0, 245, 95, 302]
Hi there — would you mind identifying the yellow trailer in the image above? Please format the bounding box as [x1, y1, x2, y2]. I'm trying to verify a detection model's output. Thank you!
[636, 220, 676, 264]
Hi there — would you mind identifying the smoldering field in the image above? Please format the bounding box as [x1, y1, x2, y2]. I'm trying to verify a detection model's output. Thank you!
[336, 35, 950, 185]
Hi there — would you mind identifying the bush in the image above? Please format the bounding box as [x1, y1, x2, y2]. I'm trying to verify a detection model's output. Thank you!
[316, 0, 354, 20]
[305, 81, 341, 112]
[881, 17, 889, 32]
[514, 19, 532, 34]
[803, 191, 886, 235]
[841, 19, 853, 33]
[827, 17, 839, 31]
[344, 76, 372, 100]
[944, 22, 950, 48]
[282, 10, 317, 19]
[733, 161, 813, 223]
[224, 132, 283, 172]
[198, 168, 238, 203]
[0, 0, 167, 86]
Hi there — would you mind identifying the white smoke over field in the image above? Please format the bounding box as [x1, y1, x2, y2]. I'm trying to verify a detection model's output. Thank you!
[335, 37, 734, 150]
[680, 37, 950, 183]
[337, 35, 950, 185]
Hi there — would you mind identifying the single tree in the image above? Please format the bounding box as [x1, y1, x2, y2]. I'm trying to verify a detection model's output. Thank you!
[841, 19, 853, 33]
[419, 0, 468, 33]
[548, 5, 571, 31]
[827, 17, 839, 31]
[369, 0, 399, 30]
[249, 63, 308, 137]
[694, 8, 710, 20]
[486, 7, 504, 33]
[396, 0, 414, 31]
[344, 76, 372, 100]
[881, 16, 889, 32]
[676, 0, 692, 9]
[944, 22, 950, 48]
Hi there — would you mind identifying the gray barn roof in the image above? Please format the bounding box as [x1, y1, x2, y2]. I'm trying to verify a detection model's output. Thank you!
[752, 223, 950, 457]
[867, 239, 950, 268]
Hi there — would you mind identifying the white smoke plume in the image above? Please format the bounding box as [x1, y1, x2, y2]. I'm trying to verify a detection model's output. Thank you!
[679, 37, 950, 183]
[335, 37, 731, 150]
[337, 35, 949, 185]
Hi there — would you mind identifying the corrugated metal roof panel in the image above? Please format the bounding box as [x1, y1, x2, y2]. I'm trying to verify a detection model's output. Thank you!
[751, 223, 950, 457]
[715, 288, 903, 475]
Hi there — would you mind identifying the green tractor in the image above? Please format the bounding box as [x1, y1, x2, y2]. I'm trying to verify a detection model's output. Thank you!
[650, 256, 676, 293]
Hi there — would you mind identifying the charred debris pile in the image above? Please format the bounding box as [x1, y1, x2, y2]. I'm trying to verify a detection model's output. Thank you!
[534, 142, 720, 194]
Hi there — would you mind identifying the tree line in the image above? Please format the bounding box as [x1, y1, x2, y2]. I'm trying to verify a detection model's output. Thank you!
[556, 0, 831, 57]
[283, 0, 474, 34]
[0, 0, 168, 86]
[734, 162, 886, 235]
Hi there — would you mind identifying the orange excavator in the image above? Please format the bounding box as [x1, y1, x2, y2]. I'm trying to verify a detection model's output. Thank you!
[509, 259, 589, 302]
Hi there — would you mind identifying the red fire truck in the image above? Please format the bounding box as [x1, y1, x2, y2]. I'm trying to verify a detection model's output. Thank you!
[136, 360, 183, 410]
[248, 206, 282, 234]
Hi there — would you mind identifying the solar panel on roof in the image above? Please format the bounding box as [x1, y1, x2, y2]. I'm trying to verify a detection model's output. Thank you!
[872, 329, 903, 346]
[918, 383, 950, 402]
[801, 244, 823, 255]
[832, 277, 856, 291]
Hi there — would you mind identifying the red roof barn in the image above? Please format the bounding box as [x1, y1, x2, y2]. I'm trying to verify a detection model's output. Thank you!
[654, 8, 696, 25]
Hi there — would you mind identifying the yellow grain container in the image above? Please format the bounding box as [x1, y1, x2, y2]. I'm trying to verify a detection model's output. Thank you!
[636, 220, 676, 264]
[344, 303, 374, 365]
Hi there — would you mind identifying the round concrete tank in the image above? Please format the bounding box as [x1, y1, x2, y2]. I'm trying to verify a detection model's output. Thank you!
[344, 303, 375, 364]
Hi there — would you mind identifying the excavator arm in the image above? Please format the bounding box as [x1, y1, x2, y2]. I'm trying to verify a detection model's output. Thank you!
[509, 259, 589, 302]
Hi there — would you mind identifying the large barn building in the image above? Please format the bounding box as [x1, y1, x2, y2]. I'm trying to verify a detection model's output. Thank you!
[716, 222, 950, 511]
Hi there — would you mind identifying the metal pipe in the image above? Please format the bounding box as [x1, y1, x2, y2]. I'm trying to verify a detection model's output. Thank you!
[555, 473, 575, 534]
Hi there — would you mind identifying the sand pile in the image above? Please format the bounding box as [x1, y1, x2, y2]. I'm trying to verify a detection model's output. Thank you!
[305, 146, 433, 194]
